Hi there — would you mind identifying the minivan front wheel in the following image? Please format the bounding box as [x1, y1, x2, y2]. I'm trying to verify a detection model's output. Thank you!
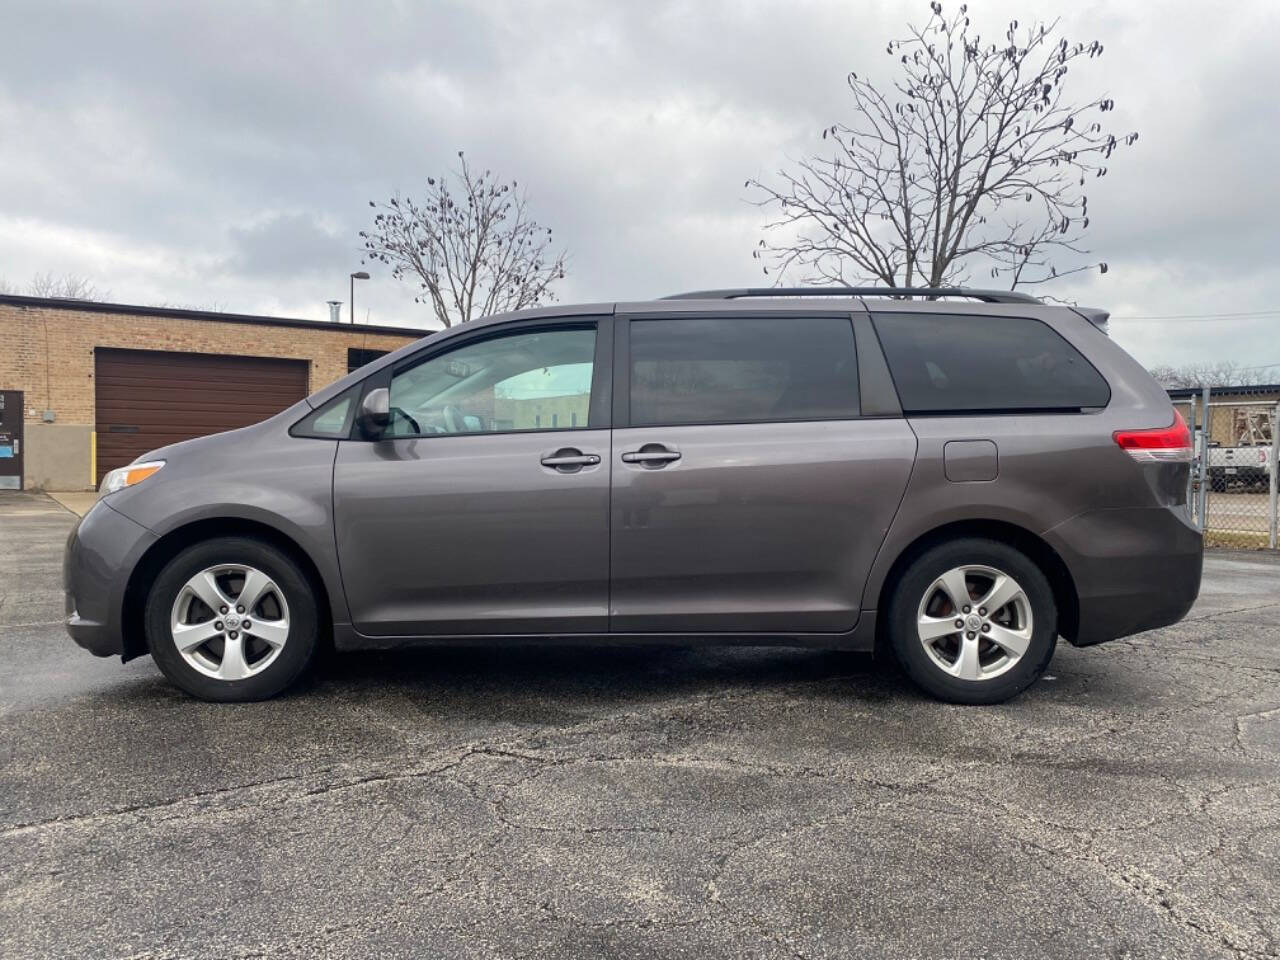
[145, 537, 319, 702]
[888, 538, 1057, 704]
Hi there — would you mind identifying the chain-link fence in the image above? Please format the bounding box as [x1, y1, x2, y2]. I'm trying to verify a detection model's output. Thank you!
[1172, 394, 1280, 548]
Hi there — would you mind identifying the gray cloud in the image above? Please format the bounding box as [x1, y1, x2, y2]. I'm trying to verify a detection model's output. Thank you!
[224, 213, 350, 278]
[0, 0, 1276, 365]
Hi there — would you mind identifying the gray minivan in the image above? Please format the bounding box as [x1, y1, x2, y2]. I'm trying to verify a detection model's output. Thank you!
[64, 288, 1202, 704]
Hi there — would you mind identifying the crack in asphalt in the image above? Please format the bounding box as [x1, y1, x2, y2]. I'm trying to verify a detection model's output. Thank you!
[1175, 600, 1280, 623]
[1228, 706, 1280, 757]
[1009, 812, 1276, 960]
[0, 769, 332, 838]
[0, 688, 881, 841]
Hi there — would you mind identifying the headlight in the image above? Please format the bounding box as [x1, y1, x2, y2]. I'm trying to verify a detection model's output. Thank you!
[100, 460, 165, 495]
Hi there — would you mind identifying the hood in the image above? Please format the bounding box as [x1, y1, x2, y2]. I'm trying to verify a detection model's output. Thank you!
[123, 397, 314, 467]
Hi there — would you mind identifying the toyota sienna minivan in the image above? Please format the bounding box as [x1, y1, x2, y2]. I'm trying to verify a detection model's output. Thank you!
[64, 287, 1203, 704]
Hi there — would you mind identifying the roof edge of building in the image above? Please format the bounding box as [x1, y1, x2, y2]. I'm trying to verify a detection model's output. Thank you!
[0, 293, 431, 338]
[1167, 384, 1280, 399]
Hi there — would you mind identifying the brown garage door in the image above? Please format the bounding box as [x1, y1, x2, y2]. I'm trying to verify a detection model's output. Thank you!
[95, 349, 308, 484]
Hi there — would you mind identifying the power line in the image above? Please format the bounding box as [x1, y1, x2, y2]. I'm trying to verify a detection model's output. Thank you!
[1151, 360, 1280, 373]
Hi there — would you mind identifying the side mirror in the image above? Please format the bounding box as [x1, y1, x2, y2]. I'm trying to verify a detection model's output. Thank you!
[356, 387, 391, 439]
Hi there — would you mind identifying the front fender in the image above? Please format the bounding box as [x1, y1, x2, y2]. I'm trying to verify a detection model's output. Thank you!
[106, 438, 348, 627]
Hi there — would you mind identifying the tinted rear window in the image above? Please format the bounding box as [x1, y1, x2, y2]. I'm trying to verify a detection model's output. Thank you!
[872, 312, 1110, 414]
[629, 316, 859, 426]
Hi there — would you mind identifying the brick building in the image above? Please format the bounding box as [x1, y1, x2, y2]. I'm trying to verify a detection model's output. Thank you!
[0, 294, 425, 491]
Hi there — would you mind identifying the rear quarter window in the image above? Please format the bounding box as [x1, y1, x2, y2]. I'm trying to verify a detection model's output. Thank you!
[872, 312, 1110, 414]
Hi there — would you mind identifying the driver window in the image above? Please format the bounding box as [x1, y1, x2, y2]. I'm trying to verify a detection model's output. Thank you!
[387, 326, 596, 437]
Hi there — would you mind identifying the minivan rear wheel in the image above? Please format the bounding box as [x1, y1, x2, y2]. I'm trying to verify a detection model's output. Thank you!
[145, 537, 319, 702]
[887, 538, 1057, 705]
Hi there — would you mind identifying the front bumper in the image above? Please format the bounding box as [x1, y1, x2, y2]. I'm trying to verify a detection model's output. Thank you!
[63, 499, 157, 658]
[1044, 506, 1203, 647]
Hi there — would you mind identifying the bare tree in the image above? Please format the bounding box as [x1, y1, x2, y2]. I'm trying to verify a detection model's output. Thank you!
[1, 272, 107, 299]
[360, 153, 567, 328]
[1148, 362, 1279, 389]
[25, 272, 106, 300]
[747, 2, 1137, 289]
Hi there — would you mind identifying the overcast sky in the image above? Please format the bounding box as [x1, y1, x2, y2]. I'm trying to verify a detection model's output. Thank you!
[2, 0, 1277, 369]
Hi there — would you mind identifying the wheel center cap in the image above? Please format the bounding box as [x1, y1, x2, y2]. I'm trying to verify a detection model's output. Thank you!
[225, 614, 241, 630]
[966, 614, 982, 631]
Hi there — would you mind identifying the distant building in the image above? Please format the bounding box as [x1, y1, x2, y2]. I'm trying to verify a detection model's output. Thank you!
[1168, 384, 1280, 447]
[0, 294, 425, 491]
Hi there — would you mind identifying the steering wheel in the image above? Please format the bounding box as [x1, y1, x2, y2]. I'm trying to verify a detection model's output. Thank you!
[389, 406, 421, 435]
[442, 404, 466, 433]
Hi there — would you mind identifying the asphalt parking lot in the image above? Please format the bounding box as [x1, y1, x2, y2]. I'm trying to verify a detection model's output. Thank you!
[1, 491, 1278, 960]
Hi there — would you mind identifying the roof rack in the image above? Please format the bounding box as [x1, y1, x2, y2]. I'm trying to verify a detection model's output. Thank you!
[661, 286, 1041, 304]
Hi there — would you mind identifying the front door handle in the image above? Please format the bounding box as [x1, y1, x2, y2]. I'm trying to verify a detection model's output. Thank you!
[540, 449, 600, 473]
[621, 444, 681, 466]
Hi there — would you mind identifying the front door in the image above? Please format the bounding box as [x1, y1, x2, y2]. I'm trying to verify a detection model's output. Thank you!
[609, 314, 916, 634]
[334, 319, 612, 636]
[0, 391, 23, 490]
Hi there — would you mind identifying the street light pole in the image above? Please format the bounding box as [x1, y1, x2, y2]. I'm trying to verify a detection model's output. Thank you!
[349, 271, 370, 324]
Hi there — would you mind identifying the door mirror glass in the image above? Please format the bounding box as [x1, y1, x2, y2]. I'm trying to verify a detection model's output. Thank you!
[356, 387, 391, 438]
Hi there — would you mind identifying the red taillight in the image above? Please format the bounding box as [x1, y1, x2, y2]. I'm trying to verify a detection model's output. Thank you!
[1113, 409, 1194, 462]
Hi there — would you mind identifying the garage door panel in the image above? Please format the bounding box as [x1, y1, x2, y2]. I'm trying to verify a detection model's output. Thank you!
[97, 387, 305, 408]
[94, 349, 308, 484]
[97, 397, 304, 417]
[98, 371, 309, 390]
[96, 380, 306, 399]
[97, 374, 288, 390]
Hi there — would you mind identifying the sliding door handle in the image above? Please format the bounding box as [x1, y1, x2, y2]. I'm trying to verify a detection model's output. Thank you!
[621, 451, 680, 463]
[621, 444, 681, 467]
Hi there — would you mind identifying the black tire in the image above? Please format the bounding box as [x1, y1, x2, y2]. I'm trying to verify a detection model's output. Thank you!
[1209, 476, 1226, 493]
[887, 538, 1057, 705]
[145, 537, 319, 702]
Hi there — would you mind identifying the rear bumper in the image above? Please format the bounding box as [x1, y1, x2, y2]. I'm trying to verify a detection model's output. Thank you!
[63, 499, 156, 658]
[1044, 506, 1203, 646]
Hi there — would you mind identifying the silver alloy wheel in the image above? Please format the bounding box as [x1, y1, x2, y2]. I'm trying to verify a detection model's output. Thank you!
[169, 564, 290, 681]
[916, 564, 1033, 682]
